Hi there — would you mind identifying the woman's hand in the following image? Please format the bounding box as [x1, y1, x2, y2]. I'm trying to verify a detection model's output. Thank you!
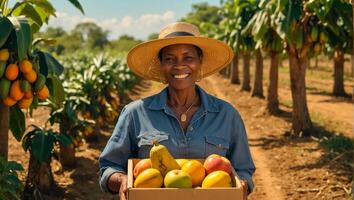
[107, 172, 128, 200]
[240, 180, 249, 200]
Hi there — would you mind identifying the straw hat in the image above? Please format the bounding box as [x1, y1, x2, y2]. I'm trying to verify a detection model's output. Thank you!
[127, 22, 234, 82]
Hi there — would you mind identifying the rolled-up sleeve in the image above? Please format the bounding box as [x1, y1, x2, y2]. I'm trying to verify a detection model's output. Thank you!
[98, 106, 135, 193]
[228, 111, 256, 193]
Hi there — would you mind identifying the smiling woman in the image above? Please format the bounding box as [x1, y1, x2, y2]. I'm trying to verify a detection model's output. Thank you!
[98, 22, 255, 200]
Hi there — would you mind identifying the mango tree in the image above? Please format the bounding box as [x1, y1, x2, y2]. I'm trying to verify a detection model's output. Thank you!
[221, 0, 259, 91]
[243, 0, 284, 112]
[0, 0, 83, 197]
[271, 0, 329, 135]
[306, 0, 353, 97]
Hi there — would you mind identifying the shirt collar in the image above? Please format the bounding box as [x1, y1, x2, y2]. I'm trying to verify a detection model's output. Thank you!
[147, 85, 219, 113]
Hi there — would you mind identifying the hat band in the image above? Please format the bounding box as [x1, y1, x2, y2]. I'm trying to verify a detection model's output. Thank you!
[164, 31, 194, 38]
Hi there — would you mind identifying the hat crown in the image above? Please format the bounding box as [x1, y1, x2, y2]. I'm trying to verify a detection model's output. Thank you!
[158, 22, 200, 39]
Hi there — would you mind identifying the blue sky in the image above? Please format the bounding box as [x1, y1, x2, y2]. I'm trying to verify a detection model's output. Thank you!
[44, 0, 221, 40]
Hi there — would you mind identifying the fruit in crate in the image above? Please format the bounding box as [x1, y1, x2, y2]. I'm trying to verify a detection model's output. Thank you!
[201, 170, 232, 188]
[134, 168, 163, 188]
[181, 160, 205, 187]
[164, 169, 193, 188]
[176, 159, 189, 168]
[150, 141, 180, 176]
[133, 159, 152, 178]
[203, 154, 232, 175]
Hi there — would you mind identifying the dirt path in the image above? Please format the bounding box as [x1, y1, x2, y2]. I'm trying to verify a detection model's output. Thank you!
[200, 76, 285, 200]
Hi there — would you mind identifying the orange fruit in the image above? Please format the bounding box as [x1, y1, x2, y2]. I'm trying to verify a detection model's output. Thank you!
[19, 59, 33, 74]
[0, 49, 10, 61]
[10, 80, 24, 101]
[37, 85, 49, 100]
[3, 96, 17, 107]
[24, 87, 33, 99]
[24, 69, 37, 83]
[5, 64, 19, 81]
[18, 97, 33, 109]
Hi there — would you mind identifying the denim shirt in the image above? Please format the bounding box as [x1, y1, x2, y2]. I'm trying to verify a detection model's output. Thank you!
[99, 85, 256, 193]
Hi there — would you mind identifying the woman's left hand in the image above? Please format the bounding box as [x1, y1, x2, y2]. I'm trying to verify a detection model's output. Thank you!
[240, 180, 248, 200]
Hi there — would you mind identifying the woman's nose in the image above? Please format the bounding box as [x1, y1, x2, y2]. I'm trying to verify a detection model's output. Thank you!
[174, 65, 187, 70]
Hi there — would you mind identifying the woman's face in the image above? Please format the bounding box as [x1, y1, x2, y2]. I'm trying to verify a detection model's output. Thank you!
[160, 44, 202, 90]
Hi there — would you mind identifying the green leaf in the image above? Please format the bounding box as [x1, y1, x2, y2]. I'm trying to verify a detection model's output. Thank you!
[9, 106, 25, 142]
[56, 134, 72, 146]
[31, 130, 54, 163]
[6, 161, 24, 171]
[46, 74, 65, 107]
[38, 51, 64, 76]
[0, 17, 13, 47]
[12, 3, 43, 28]
[33, 6, 49, 24]
[28, 0, 56, 17]
[21, 128, 38, 151]
[7, 17, 32, 60]
[67, 0, 84, 14]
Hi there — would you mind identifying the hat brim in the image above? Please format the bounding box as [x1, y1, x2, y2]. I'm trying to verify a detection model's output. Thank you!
[127, 36, 234, 82]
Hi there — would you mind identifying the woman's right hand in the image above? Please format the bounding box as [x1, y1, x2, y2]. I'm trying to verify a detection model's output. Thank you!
[107, 172, 128, 200]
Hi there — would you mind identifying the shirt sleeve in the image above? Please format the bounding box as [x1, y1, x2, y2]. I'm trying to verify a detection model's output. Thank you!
[98, 105, 135, 193]
[228, 111, 256, 193]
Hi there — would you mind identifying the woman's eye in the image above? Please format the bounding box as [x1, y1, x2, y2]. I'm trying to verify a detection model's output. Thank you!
[185, 56, 194, 61]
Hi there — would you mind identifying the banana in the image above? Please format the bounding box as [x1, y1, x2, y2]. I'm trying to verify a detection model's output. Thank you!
[150, 141, 180, 176]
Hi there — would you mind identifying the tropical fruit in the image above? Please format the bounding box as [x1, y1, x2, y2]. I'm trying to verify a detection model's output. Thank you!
[314, 43, 321, 54]
[20, 80, 31, 92]
[37, 85, 49, 100]
[176, 159, 189, 168]
[133, 159, 152, 178]
[0, 49, 9, 61]
[19, 59, 33, 74]
[10, 80, 24, 101]
[150, 141, 180, 176]
[18, 97, 33, 109]
[3, 96, 16, 107]
[201, 170, 232, 188]
[319, 31, 328, 43]
[0, 78, 11, 99]
[24, 87, 33, 99]
[0, 61, 6, 78]
[164, 169, 193, 188]
[133, 168, 163, 188]
[33, 73, 46, 91]
[203, 154, 233, 175]
[24, 69, 37, 83]
[310, 27, 318, 42]
[181, 160, 206, 187]
[5, 64, 19, 81]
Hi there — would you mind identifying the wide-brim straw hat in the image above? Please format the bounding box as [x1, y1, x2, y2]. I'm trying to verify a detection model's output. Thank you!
[127, 22, 234, 82]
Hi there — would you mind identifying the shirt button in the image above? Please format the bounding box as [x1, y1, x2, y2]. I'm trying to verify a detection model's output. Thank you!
[218, 144, 222, 148]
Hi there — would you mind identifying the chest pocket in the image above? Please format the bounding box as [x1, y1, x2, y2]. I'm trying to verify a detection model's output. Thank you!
[204, 136, 229, 157]
[137, 131, 169, 158]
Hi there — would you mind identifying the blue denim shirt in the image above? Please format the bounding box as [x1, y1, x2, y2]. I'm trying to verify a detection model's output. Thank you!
[99, 85, 255, 192]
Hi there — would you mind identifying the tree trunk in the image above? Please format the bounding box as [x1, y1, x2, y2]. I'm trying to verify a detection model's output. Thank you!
[289, 52, 312, 136]
[267, 52, 279, 114]
[251, 50, 264, 98]
[241, 53, 251, 91]
[59, 143, 76, 169]
[23, 154, 54, 198]
[315, 56, 318, 69]
[0, 104, 9, 160]
[333, 50, 347, 97]
[220, 65, 228, 77]
[226, 64, 231, 78]
[230, 54, 240, 84]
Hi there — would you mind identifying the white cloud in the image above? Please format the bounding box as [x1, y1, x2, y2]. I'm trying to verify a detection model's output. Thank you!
[43, 11, 176, 40]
